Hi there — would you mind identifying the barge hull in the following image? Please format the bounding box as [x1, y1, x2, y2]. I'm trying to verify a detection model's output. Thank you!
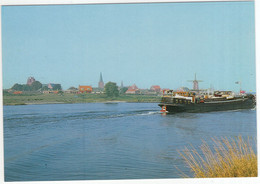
[159, 98, 255, 113]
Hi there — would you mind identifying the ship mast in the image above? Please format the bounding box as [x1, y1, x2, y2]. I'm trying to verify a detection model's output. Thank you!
[235, 81, 242, 94]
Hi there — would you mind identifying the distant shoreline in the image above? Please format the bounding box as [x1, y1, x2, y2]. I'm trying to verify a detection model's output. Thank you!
[7, 101, 128, 106]
[4, 101, 158, 106]
[3, 93, 161, 106]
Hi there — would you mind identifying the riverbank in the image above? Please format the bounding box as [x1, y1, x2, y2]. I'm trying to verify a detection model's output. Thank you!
[3, 93, 161, 105]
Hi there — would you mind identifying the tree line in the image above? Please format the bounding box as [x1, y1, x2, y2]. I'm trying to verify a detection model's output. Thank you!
[10, 80, 124, 97]
[104, 82, 128, 97]
[11, 81, 62, 91]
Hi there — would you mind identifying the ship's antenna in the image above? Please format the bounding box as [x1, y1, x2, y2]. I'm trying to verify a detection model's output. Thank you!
[239, 81, 242, 94]
[235, 81, 242, 94]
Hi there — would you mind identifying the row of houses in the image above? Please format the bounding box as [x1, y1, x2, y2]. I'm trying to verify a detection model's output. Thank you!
[125, 84, 164, 95]
[21, 76, 163, 95]
[64, 84, 164, 95]
[25, 76, 163, 95]
[64, 85, 95, 94]
[125, 84, 162, 94]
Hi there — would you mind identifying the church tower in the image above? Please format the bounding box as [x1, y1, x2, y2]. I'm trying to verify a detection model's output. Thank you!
[27, 76, 36, 86]
[98, 72, 104, 89]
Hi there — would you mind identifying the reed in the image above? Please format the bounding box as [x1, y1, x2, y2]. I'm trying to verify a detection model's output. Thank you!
[179, 136, 257, 178]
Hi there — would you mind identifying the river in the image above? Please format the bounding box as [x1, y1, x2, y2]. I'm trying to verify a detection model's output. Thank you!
[3, 103, 257, 181]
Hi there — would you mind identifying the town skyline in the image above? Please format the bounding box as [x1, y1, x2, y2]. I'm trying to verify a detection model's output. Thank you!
[6, 74, 166, 91]
[5, 73, 253, 95]
[2, 2, 256, 92]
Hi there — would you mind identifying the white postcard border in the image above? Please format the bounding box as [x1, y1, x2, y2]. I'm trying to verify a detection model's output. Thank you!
[0, 1, 259, 184]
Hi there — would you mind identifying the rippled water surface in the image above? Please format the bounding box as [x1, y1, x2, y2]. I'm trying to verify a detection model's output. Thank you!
[3, 103, 257, 181]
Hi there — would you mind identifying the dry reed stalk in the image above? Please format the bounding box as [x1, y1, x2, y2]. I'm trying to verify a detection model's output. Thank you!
[179, 136, 257, 178]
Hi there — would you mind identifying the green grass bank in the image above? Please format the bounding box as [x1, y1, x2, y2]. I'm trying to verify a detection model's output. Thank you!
[3, 93, 161, 105]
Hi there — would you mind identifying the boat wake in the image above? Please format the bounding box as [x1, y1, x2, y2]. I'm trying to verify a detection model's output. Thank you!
[138, 111, 161, 116]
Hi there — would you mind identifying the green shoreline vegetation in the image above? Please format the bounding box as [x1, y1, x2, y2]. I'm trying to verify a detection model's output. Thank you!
[179, 136, 257, 178]
[3, 93, 161, 106]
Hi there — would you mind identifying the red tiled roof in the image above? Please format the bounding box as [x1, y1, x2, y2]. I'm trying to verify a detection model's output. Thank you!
[128, 84, 138, 90]
[126, 89, 137, 92]
[151, 85, 160, 89]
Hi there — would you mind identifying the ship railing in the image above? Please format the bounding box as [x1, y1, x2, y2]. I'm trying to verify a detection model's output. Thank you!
[174, 94, 193, 100]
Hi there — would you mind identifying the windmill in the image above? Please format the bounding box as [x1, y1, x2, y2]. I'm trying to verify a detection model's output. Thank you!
[187, 73, 203, 90]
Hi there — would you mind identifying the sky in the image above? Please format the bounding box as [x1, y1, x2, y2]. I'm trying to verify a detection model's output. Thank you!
[1, 1, 256, 92]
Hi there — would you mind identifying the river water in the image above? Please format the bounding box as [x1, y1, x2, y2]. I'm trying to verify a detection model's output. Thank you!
[3, 103, 257, 181]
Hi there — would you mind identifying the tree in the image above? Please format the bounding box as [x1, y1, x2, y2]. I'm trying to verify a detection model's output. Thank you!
[23, 84, 32, 91]
[42, 86, 49, 91]
[58, 90, 64, 95]
[31, 81, 42, 91]
[53, 84, 62, 91]
[3, 90, 10, 96]
[68, 86, 78, 91]
[11, 81, 43, 91]
[120, 87, 128, 94]
[104, 82, 119, 97]
[11, 83, 23, 91]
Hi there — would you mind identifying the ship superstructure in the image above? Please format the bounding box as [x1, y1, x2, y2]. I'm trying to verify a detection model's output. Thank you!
[159, 76, 255, 113]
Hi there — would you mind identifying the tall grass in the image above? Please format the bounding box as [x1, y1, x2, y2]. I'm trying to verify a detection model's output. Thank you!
[179, 136, 257, 178]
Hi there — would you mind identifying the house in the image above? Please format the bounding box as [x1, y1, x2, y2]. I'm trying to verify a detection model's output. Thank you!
[48, 83, 56, 89]
[92, 87, 104, 94]
[46, 83, 62, 90]
[79, 85, 93, 93]
[150, 85, 161, 93]
[177, 87, 189, 92]
[65, 87, 78, 94]
[43, 90, 59, 94]
[13, 91, 22, 94]
[125, 84, 139, 94]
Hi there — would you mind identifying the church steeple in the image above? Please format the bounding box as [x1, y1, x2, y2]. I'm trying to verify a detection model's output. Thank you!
[100, 73, 103, 82]
[98, 72, 104, 88]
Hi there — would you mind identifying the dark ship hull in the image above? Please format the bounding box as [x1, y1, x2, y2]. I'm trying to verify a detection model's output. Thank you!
[159, 95, 256, 113]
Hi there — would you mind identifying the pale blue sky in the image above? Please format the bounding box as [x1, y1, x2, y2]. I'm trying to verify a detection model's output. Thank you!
[2, 1, 256, 92]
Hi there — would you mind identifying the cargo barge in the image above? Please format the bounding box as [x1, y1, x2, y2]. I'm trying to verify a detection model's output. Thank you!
[158, 90, 256, 113]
